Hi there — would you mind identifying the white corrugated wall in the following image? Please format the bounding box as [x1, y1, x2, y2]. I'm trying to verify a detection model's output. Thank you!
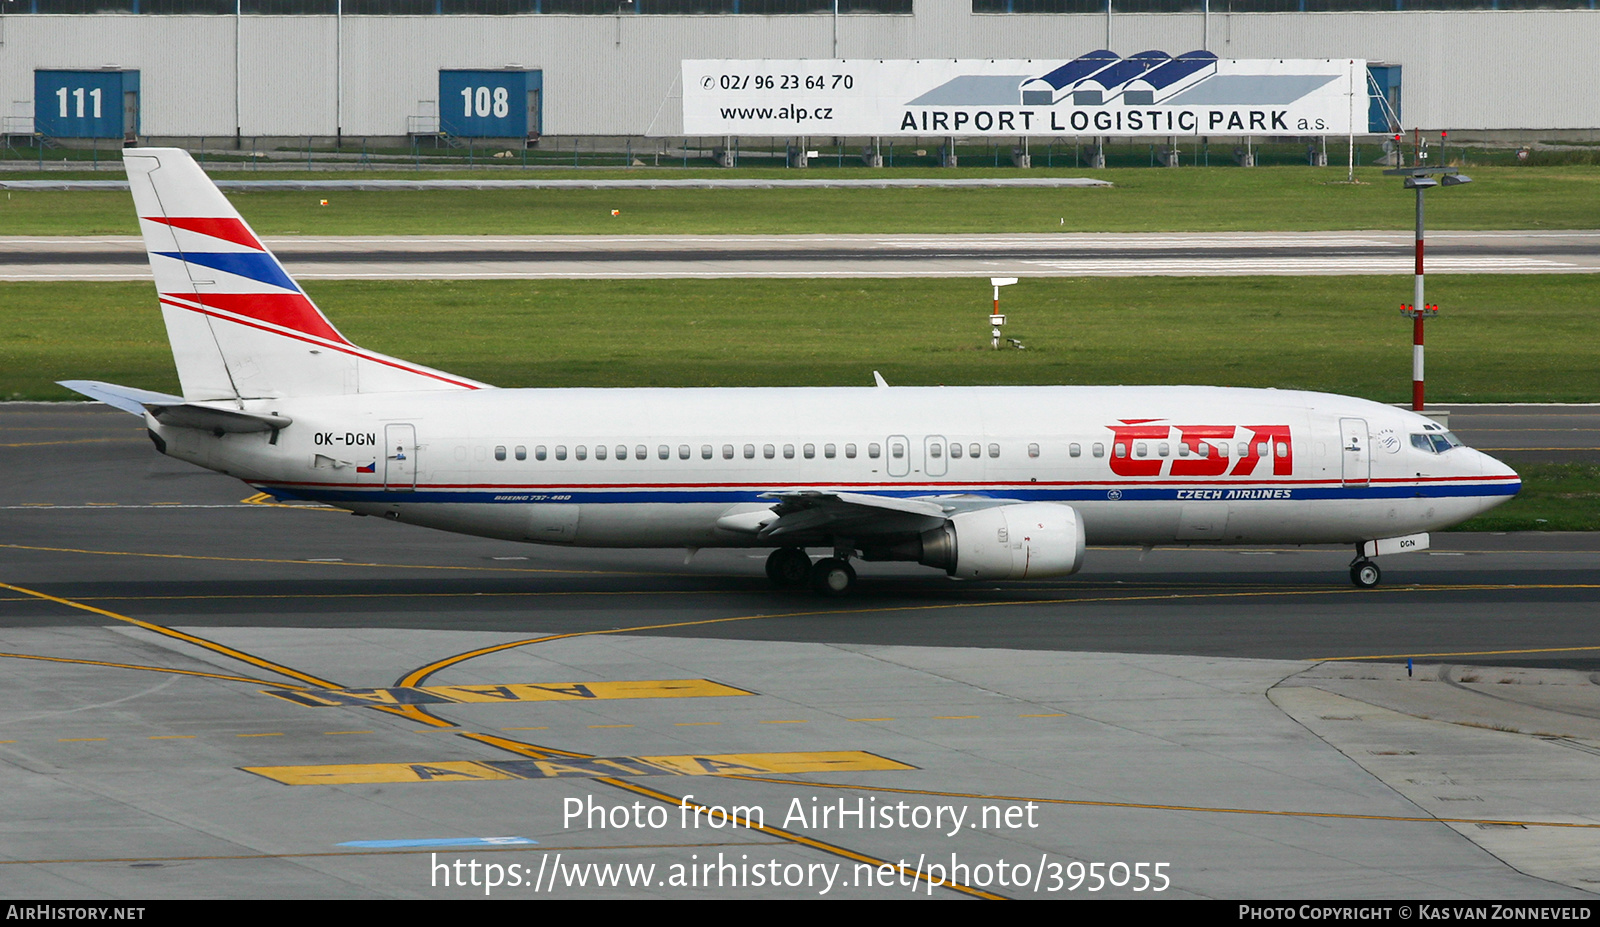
[2, 5, 1596, 136]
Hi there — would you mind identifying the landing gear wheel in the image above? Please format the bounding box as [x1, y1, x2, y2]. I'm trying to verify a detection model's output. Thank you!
[1350, 560, 1381, 588]
[765, 548, 812, 588]
[810, 557, 856, 596]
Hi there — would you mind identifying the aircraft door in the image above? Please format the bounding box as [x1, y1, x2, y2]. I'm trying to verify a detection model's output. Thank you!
[385, 423, 418, 491]
[1340, 418, 1370, 487]
[924, 435, 947, 477]
[123, 91, 140, 141]
[886, 434, 911, 477]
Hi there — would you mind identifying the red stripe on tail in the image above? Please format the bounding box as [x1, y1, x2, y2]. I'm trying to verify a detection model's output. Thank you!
[164, 292, 349, 345]
[145, 216, 264, 251]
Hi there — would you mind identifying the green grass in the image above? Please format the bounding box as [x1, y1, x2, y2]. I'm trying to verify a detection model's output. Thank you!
[3, 165, 1598, 235]
[1457, 464, 1600, 532]
[6, 275, 1596, 401]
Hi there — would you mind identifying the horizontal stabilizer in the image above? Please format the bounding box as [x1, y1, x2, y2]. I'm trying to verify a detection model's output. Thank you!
[58, 379, 291, 433]
[145, 403, 293, 434]
[58, 379, 182, 415]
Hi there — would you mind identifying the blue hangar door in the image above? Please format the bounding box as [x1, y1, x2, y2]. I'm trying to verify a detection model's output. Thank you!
[35, 69, 140, 140]
[439, 70, 543, 139]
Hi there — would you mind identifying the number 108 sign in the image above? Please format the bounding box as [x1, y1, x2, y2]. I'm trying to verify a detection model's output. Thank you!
[438, 70, 542, 139]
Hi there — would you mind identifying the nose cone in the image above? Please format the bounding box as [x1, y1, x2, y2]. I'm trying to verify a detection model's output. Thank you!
[1482, 450, 1520, 485]
[1474, 449, 1521, 511]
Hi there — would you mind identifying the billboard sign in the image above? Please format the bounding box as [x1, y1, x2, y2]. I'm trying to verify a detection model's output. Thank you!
[683, 54, 1364, 137]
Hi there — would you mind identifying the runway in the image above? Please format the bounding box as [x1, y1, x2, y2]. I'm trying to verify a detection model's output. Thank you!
[3, 402, 1598, 899]
[5, 229, 1599, 280]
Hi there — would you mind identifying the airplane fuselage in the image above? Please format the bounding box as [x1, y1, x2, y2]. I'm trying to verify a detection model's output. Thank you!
[150, 383, 1519, 552]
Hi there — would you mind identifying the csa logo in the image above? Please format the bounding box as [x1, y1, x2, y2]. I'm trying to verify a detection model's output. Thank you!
[1106, 420, 1293, 478]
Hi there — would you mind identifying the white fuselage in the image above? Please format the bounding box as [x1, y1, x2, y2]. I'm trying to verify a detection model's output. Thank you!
[149, 384, 1519, 551]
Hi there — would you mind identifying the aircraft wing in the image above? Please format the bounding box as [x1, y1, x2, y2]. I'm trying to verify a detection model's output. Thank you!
[717, 491, 1016, 541]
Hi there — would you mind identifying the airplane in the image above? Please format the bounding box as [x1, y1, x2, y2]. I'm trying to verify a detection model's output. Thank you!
[62, 148, 1520, 596]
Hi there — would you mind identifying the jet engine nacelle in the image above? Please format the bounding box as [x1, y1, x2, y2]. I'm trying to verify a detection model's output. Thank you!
[919, 502, 1086, 580]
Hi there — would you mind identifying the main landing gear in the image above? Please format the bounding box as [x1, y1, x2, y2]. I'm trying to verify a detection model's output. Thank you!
[1349, 557, 1381, 589]
[765, 547, 857, 596]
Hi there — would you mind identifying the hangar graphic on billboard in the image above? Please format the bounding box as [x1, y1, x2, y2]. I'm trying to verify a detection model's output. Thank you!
[683, 54, 1364, 137]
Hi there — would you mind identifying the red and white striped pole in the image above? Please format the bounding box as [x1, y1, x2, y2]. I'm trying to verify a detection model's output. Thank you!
[1411, 302, 1427, 411]
[1386, 155, 1463, 414]
[1412, 180, 1427, 411]
[1400, 202, 1436, 412]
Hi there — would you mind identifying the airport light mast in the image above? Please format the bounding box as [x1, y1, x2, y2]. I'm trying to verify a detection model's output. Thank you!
[1384, 155, 1471, 412]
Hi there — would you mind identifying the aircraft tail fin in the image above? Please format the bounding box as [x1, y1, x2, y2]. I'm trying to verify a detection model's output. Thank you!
[123, 148, 487, 400]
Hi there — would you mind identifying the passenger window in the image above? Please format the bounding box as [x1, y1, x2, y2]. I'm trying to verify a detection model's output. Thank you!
[554, 445, 566, 461]
[1217, 443, 1228, 457]
[659, 445, 670, 460]
[494, 446, 506, 461]
[678, 444, 690, 460]
[1177, 443, 1189, 457]
[534, 445, 547, 461]
[1093, 443, 1105, 458]
[763, 444, 775, 459]
[1157, 442, 1170, 458]
[1069, 443, 1081, 458]
[868, 443, 881, 459]
[701, 445, 713, 459]
[969, 443, 981, 458]
[1238, 442, 1248, 457]
[635, 445, 647, 460]
[1028, 443, 1040, 458]
[515, 445, 526, 461]
[824, 443, 837, 458]
[803, 444, 815, 459]
[575, 446, 587, 460]
[614, 445, 627, 460]
[1135, 442, 1148, 458]
[845, 444, 857, 458]
[950, 443, 963, 459]
[930, 443, 942, 458]
[889, 442, 904, 459]
[1114, 443, 1126, 458]
[744, 444, 756, 459]
[1256, 442, 1268, 458]
[594, 445, 607, 460]
[988, 444, 1000, 458]
[723, 444, 734, 459]
[1275, 442, 1289, 458]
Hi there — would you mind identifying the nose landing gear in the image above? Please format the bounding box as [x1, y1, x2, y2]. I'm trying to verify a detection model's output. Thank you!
[1350, 557, 1381, 588]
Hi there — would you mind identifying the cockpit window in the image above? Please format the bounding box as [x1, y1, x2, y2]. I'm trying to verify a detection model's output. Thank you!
[1412, 431, 1463, 454]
